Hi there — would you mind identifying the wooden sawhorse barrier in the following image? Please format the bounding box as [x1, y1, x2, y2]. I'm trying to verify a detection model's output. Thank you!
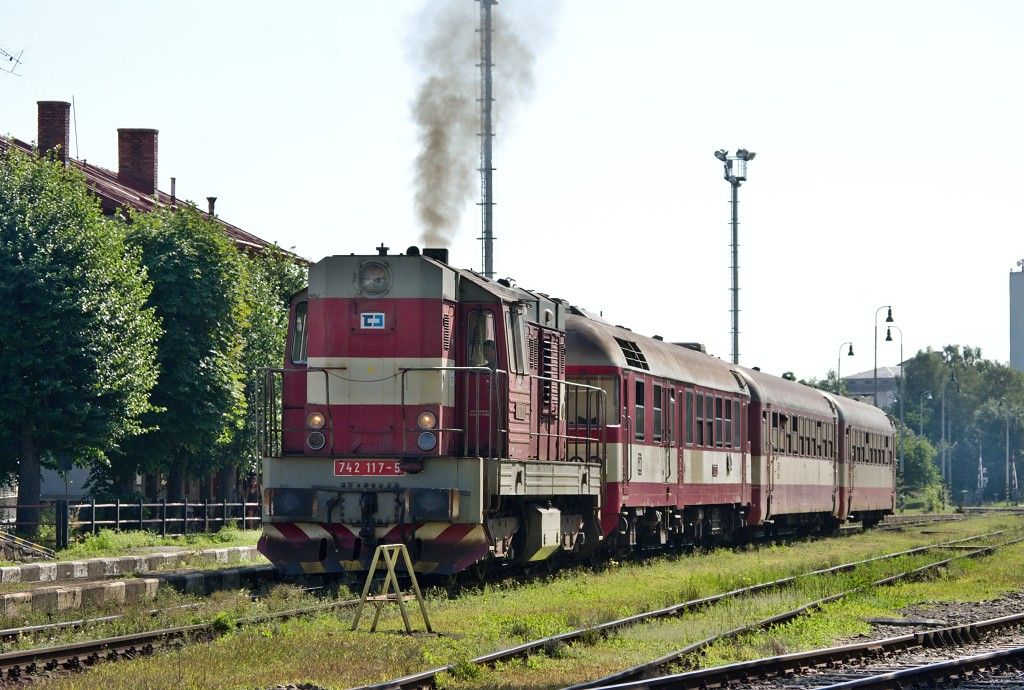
[350, 543, 433, 634]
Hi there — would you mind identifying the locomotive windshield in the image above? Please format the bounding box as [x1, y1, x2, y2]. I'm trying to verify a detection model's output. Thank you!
[467, 310, 496, 368]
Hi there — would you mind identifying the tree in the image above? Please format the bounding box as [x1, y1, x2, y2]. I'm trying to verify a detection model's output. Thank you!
[215, 247, 306, 491]
[901, 431, 941, 493]
[0, 147, 160, 532]
[800, 369, 848, 396]
[123, 207, 249, 499]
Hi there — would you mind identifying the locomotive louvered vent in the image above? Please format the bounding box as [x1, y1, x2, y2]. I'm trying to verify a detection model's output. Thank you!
[529, 338, 539, 370]
[614, 337, 650, 370]
[442, 314, 451, 351]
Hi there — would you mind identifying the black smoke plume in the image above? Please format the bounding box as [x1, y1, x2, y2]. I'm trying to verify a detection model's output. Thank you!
[409, 0, 558, 247]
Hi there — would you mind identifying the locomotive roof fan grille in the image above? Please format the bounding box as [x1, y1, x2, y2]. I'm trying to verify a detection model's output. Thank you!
[614, 337, 650, 370]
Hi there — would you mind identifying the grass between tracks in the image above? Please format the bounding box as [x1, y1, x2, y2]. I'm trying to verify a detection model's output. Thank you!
[53, 524, 261, 560]
[30, 514, 1024, 690]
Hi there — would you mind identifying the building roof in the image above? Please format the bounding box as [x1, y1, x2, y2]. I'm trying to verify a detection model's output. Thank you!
[843, 366, 901, 381]
[0, 135, 296, 258]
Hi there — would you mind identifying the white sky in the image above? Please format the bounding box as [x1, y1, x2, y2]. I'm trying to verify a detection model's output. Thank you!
[2, 1, 1022, 380]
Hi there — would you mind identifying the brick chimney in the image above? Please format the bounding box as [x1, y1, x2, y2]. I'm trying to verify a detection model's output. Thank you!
[37, 101, 71, 164]
[117, 128, 158, 195]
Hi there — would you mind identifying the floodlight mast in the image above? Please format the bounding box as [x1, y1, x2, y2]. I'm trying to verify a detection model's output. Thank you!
[716, 149, 756, 365]
[478, 0, 496, 279]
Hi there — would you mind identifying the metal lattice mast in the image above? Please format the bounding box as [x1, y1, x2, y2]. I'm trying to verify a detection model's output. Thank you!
[478, 0, 495, 278]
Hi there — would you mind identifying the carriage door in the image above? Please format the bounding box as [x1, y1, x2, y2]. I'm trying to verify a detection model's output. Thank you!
[462, 308, 499, 457]
[763, 409, 775, 519]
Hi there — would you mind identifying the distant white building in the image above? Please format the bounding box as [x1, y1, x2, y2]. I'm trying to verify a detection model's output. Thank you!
[1012, 262, 1024, 371]
[843, 366, 900, 409]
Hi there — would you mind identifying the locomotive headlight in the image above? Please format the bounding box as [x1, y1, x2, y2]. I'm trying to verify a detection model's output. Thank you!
[417, 431, 437, 451]
[306, 411, 326, 429]
[358, 262, 391, 296]
[307, 431, 326, 450]
[417, 411, 437, 430]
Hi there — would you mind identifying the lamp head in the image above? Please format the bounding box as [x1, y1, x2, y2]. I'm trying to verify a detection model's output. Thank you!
[885, 327, 893, 342]
[885, 307, 894, 323]
[714, 149, 728, 162]
[847, 344, 854, 356]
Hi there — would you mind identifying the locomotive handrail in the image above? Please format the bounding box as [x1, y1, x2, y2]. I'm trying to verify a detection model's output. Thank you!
[257, 367, 336, 458]
[539, 375, 607, 463]
[399, 366, 508, 459]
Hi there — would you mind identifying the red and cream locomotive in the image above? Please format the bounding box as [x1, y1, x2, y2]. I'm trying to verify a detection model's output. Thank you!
[257, 246, 895, 575]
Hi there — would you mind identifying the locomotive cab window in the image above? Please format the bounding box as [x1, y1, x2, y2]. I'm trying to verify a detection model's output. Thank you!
[291, 301, 309, 365]
[467, 310, 497, 369]
[508, 306, 529, 375]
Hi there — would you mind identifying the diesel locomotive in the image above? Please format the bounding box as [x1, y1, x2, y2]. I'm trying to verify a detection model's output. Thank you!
[257, 246, 895, 575]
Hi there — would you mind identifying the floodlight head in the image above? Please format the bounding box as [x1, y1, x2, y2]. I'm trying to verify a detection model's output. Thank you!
[747, 151, 757, 160]
[924, 391, 933, 401]
[714, 149, 728, 162]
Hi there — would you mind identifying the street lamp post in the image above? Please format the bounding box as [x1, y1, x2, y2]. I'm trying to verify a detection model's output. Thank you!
[715, 148, 756, 365]
[886, 326, 905, 477]
[940, 371, 959, 487]
[873, 305, 894, 407]
[837, 342, 854, 392]
[1003, 400, 1013, 505]
[919, 391, 932, 436]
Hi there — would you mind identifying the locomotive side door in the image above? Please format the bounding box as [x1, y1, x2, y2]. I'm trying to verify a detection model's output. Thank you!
[460, 307, 501, 457]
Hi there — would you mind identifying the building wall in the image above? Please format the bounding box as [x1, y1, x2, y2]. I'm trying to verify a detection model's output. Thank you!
[1012, 268, 1024, 371]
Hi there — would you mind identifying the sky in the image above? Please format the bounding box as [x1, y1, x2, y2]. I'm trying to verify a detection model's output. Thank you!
[2, 1, 1022, 380]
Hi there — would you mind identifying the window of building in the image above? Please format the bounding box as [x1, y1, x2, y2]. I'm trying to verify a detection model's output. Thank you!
[634, 379, 645, 441]
[291, 301, 309, 364]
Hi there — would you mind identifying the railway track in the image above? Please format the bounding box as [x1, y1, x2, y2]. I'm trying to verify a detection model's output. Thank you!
[567, 535, 1024, 690]
[353, 530, 1010, 690]
[0, 524, 1006, 684]
[576, 610, 1024, 689]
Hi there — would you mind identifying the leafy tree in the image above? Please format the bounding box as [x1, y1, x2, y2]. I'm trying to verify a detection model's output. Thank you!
[0, 147, 160, 532]
[800, 369, 849, 396]
[900, 431, 940, 493]
[123, 207, 249, 499]
[216, 247, 306, 489]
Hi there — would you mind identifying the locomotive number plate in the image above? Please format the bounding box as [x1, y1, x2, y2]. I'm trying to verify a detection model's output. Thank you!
[333, 460, 405, 476]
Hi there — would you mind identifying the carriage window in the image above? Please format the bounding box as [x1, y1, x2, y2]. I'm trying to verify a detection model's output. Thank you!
[733, 399, 741, 449]
[653, 385, 663, 442]
[715, 397, 724, 448]
[567, 375, 620, 424]
[634, 380, 646, 441]
[705, 395, 715, 447]
[291, 301, 309, 364]
[696, 393, 705, 446]
[467, 310, 496, 368]
[686, 391, 694, 445]
[668, 390, 676, 445]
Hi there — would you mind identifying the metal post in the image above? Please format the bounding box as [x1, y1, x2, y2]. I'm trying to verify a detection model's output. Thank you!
[183, 497, 189, 535]
[204, 501, 210, 532]
[478, 0, 495, 279]
[90, 499, 97, 535]
[56, 500, 68, 550]
[941, 387, 947, 484]
[160, 498, 167, 537]
[139, 498, 144, 531]
[223, 499, 228, 529]
[730, 182, 739, 365]
[114, 499, 121, 533]
[1007, 410, 1012, 505]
